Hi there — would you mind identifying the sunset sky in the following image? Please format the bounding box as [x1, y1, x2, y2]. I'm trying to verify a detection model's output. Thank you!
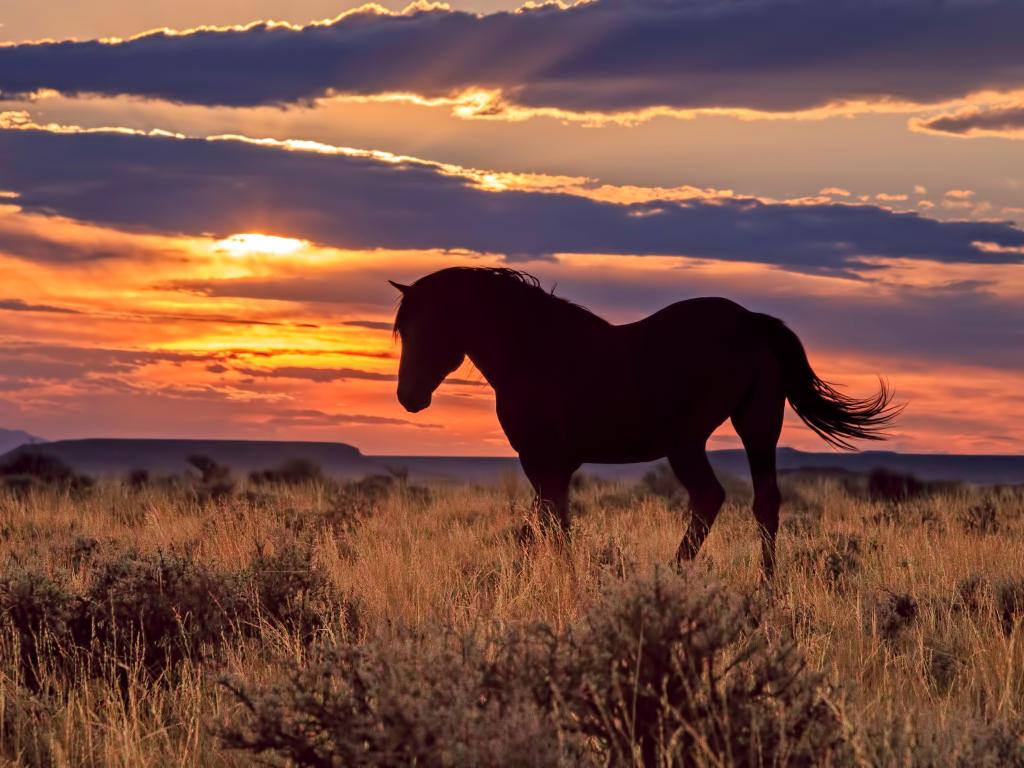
[1, 0, 1022, 456]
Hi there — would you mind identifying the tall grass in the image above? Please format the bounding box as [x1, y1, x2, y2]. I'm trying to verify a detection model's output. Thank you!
[1, 468, 1022, 765]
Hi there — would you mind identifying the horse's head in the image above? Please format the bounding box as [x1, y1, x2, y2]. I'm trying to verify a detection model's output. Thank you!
[390, 279, 466, 413]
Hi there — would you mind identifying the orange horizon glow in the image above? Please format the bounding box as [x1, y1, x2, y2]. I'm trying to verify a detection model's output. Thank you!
[1, 199, 1021, 455]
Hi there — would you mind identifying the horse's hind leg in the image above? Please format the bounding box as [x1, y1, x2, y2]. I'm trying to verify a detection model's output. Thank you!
[732, 386, 785, 580]
[671, 445, 726, 565]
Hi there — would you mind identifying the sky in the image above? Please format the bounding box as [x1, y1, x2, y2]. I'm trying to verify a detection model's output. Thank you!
[0, 0, 1022, 456]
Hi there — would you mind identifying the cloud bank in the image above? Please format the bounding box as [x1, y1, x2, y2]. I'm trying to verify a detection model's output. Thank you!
[2, 125, 1022, 275]
[915, 102, 1024, 138]
[3, 1, 1024, 119]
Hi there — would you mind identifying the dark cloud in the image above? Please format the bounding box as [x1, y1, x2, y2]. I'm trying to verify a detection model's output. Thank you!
[0, 282, 319, 327]
[2, 127, 1022, 274]
[342, 319, 393, 331]
[917, 104, 1024, 137]
[263, 407, 440, 429]
[233, 365, 483, 387]
[2, 1, 1024, 116]
[236, 365, 395, 383]
[0, 227, 132, 263]
[0, 298, 81, 314]
[0, 343, 215, 383]
[0, 343, 396, 388]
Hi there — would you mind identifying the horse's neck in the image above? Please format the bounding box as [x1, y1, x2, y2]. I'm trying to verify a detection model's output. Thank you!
[462, 293, 588, 389]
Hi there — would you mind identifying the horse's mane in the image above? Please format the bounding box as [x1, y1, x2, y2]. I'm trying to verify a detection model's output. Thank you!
[468, 267, 543, 290]
[395, 267, 606, 332]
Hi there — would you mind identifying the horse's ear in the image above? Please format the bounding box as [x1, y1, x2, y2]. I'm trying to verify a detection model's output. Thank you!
[388, 280, 410, 295]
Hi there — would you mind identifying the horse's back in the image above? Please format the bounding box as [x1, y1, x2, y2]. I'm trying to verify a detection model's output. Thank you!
[617, 296, 756, 352]
[634, 296, 749, 326]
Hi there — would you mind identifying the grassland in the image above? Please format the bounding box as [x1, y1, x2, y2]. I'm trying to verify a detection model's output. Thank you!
[1, 459, 1023, 766]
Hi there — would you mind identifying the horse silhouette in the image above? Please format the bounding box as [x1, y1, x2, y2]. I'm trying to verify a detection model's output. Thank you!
[390, 267, 898, 578]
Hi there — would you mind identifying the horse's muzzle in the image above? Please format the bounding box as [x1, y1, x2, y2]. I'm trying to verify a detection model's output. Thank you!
[398, 389, 432, 413]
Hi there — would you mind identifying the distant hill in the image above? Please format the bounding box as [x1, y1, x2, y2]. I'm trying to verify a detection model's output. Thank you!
[1, 438, 1020, 485]
[382, 448, 1024, 485]
[0, 429, 44, 457]
[0, 439, 369, 476]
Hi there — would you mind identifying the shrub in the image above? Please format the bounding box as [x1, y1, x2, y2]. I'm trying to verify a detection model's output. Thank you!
[0, 452, 93, 494]
[864, 713, 1024, 767]
[875, 591, 919, 641]
[222, 633, 571, 768]
[550, 569, 851, 766]
[126, 468, 150, 489]
[955, 575, 990, 616]
[922, 639, 960, 693]
[0, 686, 56, 765]
[65, 534, 100, 569]
[961, 501, 999, 535]
[793, 534, 865, 587]
[0, 544, 349, 687]
[241, 543, 353, 641]
[83, 549, 235, 676]
[187, 455, 235, 501]
[249, 459, 325, 486]
[223, 570, 853, 767]
[957, 718, 1024, 766]
[639, 461, 687, 505]
[0, 568, 77, 688]
[347, 472, 429, 505]
[0, 475, 45, 497]
[867, 469, 925, 503]
[994, 579, 1024, 635]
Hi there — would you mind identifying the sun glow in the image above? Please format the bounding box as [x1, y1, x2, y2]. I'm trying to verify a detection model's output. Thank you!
[216, 233, 307, 257]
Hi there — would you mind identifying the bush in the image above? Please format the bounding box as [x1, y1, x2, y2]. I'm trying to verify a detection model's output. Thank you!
[249, 459, 325, 486]
[0, 686, 56, 765]
[0, 545, 348, 686]
[221, 635, 569, 768]
[994, 579, 1024, 635]
[0, 452, 93, 494]
[0, 568, 77, 688]
[793, 534, 865, 587]
[961, 501, 999, 535]
[550, 569, 851, 766]
[864, 713, 1024, 767]
[875, 591, 919, 641]
[241, 543, 354, 641]
[126, 468, 150, 489]
[866, 469, 925, 503]
[639, 461, 687, 505]
[65, 534, 100, 569]
[347, 472, 430, 505]
[187, 455, 235, 501]
[83, 549, 235, 676]
[223, 569, 853, 767]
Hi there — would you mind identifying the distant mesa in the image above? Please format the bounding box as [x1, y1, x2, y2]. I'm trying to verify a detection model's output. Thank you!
[0, 428, 45, 457]
[0, 438, 1020, 485]
[0, 438, 368, 477]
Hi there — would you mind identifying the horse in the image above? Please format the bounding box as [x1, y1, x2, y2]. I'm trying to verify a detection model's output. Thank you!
[389, 267, 898, 578]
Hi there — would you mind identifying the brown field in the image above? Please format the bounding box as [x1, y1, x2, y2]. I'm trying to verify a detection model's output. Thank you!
[1, 461, 1023, 766]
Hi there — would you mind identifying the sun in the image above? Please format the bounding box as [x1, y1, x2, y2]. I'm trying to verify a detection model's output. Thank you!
[215, 233, 307, 257]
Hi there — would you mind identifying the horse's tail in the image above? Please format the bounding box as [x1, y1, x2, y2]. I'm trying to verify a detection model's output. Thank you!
[755, 313, 901, 450]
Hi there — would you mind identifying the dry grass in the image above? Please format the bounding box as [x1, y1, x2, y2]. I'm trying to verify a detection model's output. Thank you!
[1, 467, 1023, 765]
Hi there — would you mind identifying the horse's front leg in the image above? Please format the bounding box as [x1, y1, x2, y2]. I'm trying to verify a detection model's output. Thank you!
[519, 454, 576, 535]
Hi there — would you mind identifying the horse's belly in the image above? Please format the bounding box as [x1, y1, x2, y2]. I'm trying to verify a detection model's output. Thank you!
[572, 406, 675, 464]
[579, 442, 666, 464]
[569, 380, 737, 463]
